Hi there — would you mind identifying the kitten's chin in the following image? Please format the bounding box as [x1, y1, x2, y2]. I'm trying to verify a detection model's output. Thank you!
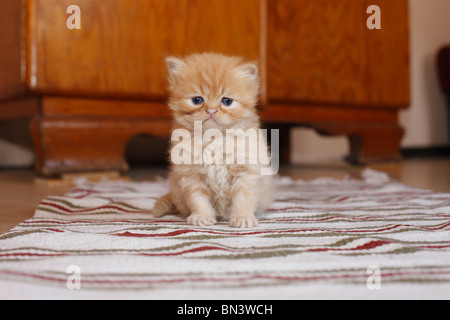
[202, 118, 221, 130]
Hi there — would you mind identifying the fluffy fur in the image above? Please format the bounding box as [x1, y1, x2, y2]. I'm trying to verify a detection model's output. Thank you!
[153, 53, 274, 228]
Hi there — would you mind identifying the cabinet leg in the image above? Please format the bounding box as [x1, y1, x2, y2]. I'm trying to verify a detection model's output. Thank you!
[313, 123, 404, 165]
[264, 123, 291, 164]
[279, 125, 291, 164]
[30, 116, 45, 175]
[30, 116, 172, 177]
[346, 126, 404, 164]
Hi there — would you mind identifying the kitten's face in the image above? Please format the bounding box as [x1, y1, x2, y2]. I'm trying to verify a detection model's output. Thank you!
[166, 53, 259, 130]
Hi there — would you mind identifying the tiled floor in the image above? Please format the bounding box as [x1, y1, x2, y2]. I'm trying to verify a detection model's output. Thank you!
[0, 157, 449, 234]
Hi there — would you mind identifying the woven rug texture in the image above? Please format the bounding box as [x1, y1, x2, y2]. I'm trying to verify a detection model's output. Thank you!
[0, 169, 449, 299]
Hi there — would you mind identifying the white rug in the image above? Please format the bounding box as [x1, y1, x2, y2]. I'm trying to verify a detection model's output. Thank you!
[0, 169, 449, 299]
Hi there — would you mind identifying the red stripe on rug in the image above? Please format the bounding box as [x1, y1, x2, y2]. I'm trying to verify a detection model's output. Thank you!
[40, 201, 148, 214]
[307, 240, 391, 252]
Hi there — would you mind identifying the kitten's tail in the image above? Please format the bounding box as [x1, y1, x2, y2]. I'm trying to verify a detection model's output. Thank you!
[153, 193, 175, 218]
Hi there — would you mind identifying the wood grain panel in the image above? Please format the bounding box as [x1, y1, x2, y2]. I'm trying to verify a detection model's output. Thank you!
[268, 0, 367, 105]
[268, 0, 409, 107]
[26, 0, 262, 100]
[259, 103, 398, 125]
[0, 0, 25, 100]
[0, 98, 39, 121]
[363, 0, 410, 107]
[42, 97, 171, 118]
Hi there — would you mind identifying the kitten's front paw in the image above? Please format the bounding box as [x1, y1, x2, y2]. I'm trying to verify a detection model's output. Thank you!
[229, 215, 258, 228]
[187, 214, 217, 227]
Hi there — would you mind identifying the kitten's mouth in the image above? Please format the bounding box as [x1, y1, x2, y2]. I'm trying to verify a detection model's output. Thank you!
[204, 115, 216, 122]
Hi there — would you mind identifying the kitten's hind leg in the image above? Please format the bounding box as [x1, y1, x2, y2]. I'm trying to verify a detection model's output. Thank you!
[153, 193, 175, 217]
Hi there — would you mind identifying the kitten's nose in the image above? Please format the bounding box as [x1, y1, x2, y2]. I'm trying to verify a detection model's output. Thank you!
[207, 109, 217, 115]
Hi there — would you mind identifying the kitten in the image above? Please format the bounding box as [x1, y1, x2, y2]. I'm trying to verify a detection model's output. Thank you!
[153, 52, 274, 228]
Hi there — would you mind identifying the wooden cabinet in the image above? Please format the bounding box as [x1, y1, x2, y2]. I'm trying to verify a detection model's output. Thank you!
[261, 0, 409, 164]
[0, 0, 410, 176]
[267, 0, 409, 107]
[27, 0, 263, 99]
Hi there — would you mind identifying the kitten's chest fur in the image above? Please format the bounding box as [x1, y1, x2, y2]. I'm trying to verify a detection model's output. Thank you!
[198, 143, 236, 219]
[204, 163, 231, 216]
[170, 124, 265, 219]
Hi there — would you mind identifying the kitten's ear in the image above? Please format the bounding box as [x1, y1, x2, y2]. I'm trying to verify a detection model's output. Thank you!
[237, 62, 259, 81]
[165, 56, 186, 83]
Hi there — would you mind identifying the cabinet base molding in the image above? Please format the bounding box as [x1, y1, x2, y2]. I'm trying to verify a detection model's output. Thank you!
[30, 115, 172, 177]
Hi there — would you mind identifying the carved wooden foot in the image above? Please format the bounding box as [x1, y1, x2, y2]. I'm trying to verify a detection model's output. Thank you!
[314, 123, 404, 165]
[30, 116, 172, 177]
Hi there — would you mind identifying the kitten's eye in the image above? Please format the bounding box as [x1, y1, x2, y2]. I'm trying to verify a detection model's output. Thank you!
[221, 97, 233, 107]
[191, 96, 204, 105]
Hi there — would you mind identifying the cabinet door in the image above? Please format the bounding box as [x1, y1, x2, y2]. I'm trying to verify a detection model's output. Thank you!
[268, 0, 409, 107]
[26, 0, 262, 100]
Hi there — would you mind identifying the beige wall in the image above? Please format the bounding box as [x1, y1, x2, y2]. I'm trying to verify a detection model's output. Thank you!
[400, 0, 450, 148]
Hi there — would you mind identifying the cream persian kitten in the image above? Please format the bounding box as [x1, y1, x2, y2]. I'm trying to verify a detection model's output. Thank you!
[153, 53, 274, 228]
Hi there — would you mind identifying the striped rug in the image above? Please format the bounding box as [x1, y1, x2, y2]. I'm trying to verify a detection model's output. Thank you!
[0, 169, 449, 299]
